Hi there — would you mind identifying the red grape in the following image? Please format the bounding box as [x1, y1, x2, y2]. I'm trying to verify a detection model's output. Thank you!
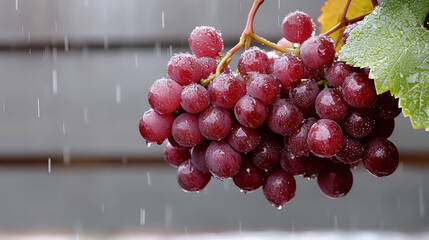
[317, 163, 353, 198]
[237, 46, 269, 76]
[227, 123, 261, 153]
[315, 88, 349, 122]
[208, 73, 246, 110]
[300, 36, 336, 70]
[172, 113, 204, 147]
[307, 119, 343, 157]
[180, 83, 210, 113]
[188, 26, 223, 59]
[233, 158, 265, 193]
[234, 95, 267, 129]
[341, 108, 376, 138]
[198, 106, 233, 140]
[177, 160, 211, 192]
[271, 53, 304, 88]
[363, 138, 399, 177]
[191, 140, 211, 173]
[163, 140, 190, 167]
[148, 78, 182, 114]
[342, 72, 376, 108]
[263, 169, 296, 208]
[281, 11, 314, 43]
[167, 53, 202, 86]
[246, 73, 281, 105]
[139, 109, 174, 144]
[267, 99, 303, 136]
[205, 140, 242, 180]
[325, 61, 355, 88]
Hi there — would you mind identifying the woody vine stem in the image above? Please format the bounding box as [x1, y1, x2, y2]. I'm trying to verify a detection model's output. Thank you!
[200, 0, 377, 87]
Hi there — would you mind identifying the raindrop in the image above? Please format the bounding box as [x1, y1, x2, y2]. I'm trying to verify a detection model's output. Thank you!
[140, 208, 146, 225]
[3, 102, 5, 112]
[147, 171, 151, 186]
[101, 202, 105, 212]
[168, 45, 173, 58]
[37, 98, 40, 118]
[239, 221, 242, 233]
[161, 11, 165, 29]
[20, 25, 24, 36]
[165, 205, 172, 226]
[278, 0, 280, 9]
[184, 226, 188, 235]
[62, 123, 66, 135]
[52, 69, 58, 94]
[83, 106, 89, 124]
[54, 21, 58, 32]
[278, 16, 280, 28]
[203, 188, 207, 195]
[48, 158, 51, 173]
[134, 54, 139, 67]
[116, 84, 121, 104]
[15, 0, 18, 11]
[27, 32, 31, 42]
[418, 185, 425, 217]
[63, 145, 70, 164]
[239, 0, 242, 12]
[64, 36, 69, 52]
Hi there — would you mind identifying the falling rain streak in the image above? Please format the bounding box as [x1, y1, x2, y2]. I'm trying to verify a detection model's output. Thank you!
[140, 208, 146, 225]
[62, 123, 66, 135]
[48, 158, 51, 173]
[2, 102, 5, 112]
[147, 171, 151, 186]
[134, 54, 139, 67]
[37, 98, 40, 118]
[52, 69, 58, 94]
[116, 85, 121, 103]
[15, 0, 18, 11]
[101, 202, 105, 212]
[161, 11, 165, 28]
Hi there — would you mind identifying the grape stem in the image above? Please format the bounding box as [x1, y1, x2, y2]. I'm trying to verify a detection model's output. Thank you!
[200, 0, 299, 87]
[321, 0, 373, 37]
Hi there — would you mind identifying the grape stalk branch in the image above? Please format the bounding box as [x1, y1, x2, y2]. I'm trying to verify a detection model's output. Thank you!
[201, 0, 376, 87]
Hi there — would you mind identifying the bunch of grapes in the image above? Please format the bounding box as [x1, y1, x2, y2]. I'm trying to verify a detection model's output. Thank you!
[139, 10, 401, 208]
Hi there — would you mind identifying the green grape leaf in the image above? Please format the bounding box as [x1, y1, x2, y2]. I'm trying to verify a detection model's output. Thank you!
[338, 0, 429, 131]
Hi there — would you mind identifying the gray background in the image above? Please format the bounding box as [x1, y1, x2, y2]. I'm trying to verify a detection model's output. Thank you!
[0, 0, 427, 235]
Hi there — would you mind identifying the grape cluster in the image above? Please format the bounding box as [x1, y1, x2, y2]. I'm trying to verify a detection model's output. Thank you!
[139, 11, 401, 208]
